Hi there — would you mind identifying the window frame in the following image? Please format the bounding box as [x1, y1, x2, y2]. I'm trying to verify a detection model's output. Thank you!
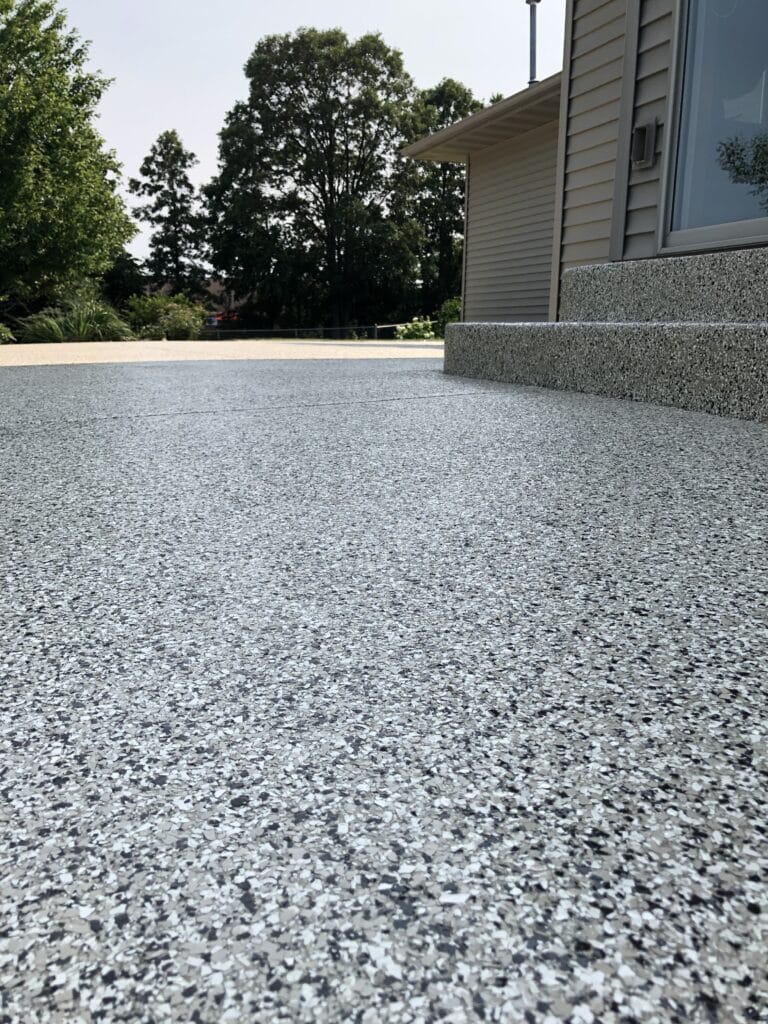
[658, 0, 768, 255]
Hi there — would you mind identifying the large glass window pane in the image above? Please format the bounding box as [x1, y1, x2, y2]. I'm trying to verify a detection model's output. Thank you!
[672, 0, 768, 232]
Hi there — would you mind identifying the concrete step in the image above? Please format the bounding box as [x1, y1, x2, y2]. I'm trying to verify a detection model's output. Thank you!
[559, 248, 768, 324]
[445, 319, 768, 421]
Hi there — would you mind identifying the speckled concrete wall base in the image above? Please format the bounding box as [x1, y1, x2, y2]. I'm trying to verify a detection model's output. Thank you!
[444, 320, 768, 421]
[559, 247, 768, 323]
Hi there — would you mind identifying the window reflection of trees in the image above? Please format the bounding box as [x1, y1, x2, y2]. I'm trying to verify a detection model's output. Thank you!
[718, 135, 768, 214]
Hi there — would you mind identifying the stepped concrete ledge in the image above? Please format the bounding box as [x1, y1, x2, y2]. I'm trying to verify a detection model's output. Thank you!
[560, 247, 768, 323]
[444, 320, 768, 422]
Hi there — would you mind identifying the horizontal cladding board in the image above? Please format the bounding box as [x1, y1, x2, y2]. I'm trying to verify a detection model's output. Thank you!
[569, 57, 625, 101]
[566, 117, 623, 156]
[465, 303, 550, 313]
[564, 158, 617, 191]
[468, 235, 556, 258]
[470, 176, 556, 206]
[634, 95, 668, 126]
[571, 35, 626, 79]
[465, 277, 555, 297]
[471, 159, 558, 187]
[565, 138, 619, 174]
[623, 233, 656, 260]
[464, 309, 550, 321]
[562, 218, 613, 245]
[636, 41, 670, 80]
[466, 273, 554, 293]
[568, 97, 625, 136]
[465, 285, 550, 299]
[472, 151, 557, 176]
[575, 0, 623, 19]
[463, 313, 550, 322]
[638, 15, 673, 53]
[624, 205, 658, 237]
[470, 174, 557, 201]
[469, 196, 556, 222]
[626, 164, 662, 195]
[473, 190, 557, 216]
[626, 179, 659, 210]
[563, 197, 614, 226]
[634, 69, 668, 107]
[474, 141, 556, 166]
[571, 13, 627, 58]
[561, 237, 612, 263]
[563, 177, 616, 207]
[640, 0, 673, 28]
[466, 284, 552, 303]
[468, 235, 555, 258]
[567, 77, 623, 118]
[573, 0, 626, 39]
[473, 165, 557, 192]
[468, 209, 557, 235]
[465, 267, 553, 287]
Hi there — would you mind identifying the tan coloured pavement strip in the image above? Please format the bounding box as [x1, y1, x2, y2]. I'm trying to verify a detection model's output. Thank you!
[0, 338, 444, 367]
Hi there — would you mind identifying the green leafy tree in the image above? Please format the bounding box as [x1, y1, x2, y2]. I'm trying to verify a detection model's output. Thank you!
[718, 133, 768, 213]
[130, 130, 204, 293]
[0, 0, 134, 307]
[403, 79, 482, 315]
[206, 28, 418, 328]
[204, 102, 292, 324]
[101, 250, 146, 306]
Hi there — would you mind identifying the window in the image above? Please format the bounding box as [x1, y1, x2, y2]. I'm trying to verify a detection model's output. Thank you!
[664, 0, 768, 251]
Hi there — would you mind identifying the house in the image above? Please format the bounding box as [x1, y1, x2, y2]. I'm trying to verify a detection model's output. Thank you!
[404, 0, 768, 422]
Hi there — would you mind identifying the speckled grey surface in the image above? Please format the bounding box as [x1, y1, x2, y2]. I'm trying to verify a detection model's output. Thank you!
[445, 321, 768, 422]
[558, 248, 768, 324]
[1, 358, 767, 1023]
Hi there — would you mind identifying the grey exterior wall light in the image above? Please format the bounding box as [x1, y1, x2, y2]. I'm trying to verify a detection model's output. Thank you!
[526, 0, 542, 87]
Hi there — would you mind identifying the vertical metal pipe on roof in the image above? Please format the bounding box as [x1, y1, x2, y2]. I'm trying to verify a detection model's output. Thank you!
[527, 0, 542, 86]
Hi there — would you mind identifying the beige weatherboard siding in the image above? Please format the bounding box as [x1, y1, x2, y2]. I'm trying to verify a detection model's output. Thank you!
[622, 0, 674, 259]
[464, 121, 559, 321]
[402, 74, 562, 324]
[555, 0, 628, 291]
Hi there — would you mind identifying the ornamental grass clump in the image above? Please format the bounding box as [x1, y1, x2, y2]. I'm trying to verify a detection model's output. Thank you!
[17, 299, 132, 343]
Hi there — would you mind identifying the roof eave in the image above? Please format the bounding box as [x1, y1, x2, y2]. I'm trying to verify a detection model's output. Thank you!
[402, 72, 562, 163]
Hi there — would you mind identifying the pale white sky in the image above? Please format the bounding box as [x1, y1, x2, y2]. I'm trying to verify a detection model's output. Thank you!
[60, 0, 566, 256]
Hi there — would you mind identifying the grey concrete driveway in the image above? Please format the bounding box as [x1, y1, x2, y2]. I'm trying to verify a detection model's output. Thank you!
[1, 357, 767, 1023]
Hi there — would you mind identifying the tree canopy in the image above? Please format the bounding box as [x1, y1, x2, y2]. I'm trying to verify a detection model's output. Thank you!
[406, 79, 483, 314]
[129, 129, 204, 294]
[0, 0, 134, 305]
[206, 28, 425, 329]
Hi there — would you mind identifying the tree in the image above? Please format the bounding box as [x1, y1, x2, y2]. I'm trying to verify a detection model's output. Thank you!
[718, 133, 768, 214]
[0, 0, 134, 306]
[206, 28, 418, 328]
[101, 250, 146, 306]
[404, 79, 483, 314]
[129, 130, 204, 294]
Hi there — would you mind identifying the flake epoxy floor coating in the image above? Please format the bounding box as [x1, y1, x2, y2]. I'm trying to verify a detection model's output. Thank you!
[1, 358, 766, 1024]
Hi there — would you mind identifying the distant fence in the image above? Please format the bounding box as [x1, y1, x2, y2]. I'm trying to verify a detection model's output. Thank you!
[199, 321, 439, 342]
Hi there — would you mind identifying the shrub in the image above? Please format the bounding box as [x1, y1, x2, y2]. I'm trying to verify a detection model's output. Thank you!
[0, 323, 15, 345]
[435, 296, 462, 337]
[123, 293, 206, 340]
[16, 299, 132, 343]
[395, 316, 436, 340]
